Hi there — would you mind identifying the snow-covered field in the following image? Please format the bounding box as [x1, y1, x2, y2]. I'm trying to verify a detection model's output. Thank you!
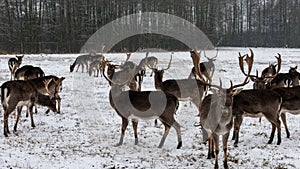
[0, 47, 300, 169]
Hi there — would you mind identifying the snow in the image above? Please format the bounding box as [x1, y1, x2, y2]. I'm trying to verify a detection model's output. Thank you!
[0, 47, 300, 169]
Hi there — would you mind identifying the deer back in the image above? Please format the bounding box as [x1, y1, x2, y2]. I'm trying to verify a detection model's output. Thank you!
[233, 89, 282, 117]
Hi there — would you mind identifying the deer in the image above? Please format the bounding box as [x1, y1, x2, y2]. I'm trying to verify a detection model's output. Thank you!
[188, 49, 218, 83]
[287, 66, 300, 86]
[138, 52, 158, 77]
[8, 55, 24, 80]
[70, 53, 101, 73]
[88, 60, 102, 77]
[14, 65, 45, 80]
[271, 86, 300, 138]
[118, 52, 145, 91]
[231, 51, 282, 147]
[197, 50, 251, 169]
[149, 51, 208, 108]
[248, 64, 300, 139]
[101, 60, 182, 149]
[1, 76, 64, 137]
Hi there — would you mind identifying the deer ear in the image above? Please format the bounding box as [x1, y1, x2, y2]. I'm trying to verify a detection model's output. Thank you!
[296, 66, 298, 69]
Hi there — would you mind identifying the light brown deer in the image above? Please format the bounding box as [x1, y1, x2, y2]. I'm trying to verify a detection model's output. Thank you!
[198, 51, 250, 169]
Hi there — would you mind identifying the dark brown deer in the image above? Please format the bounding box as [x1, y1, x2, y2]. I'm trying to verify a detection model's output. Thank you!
[198, 50, 250, 169]
[8, 55, 24, 80]
[232, 52, 282, 147]
[101, 60, 182, 149]
[248, 54, 281, 89]
[288, 66, 300, 86]
[272, 86, 300, 138]
[149, 51, 208, 109]
[1, 76, 64, 137]
[188, 49, 217, 83]
[14, 65, 45, 80]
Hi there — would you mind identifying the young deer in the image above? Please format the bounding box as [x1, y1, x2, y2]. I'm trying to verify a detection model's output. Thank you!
[70, 54, 92, 73]
[1, 76, 64, 137]
[102, 60, 182, 149]
[8, 55, 24, 80]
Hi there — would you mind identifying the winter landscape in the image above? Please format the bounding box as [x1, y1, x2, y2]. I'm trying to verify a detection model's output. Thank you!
[0, 47, 300, 169]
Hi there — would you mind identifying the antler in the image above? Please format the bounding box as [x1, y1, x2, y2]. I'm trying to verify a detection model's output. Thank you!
[239, 48, 254, 77]
[203, 49, 218, 61]
[190, 49, 205, 81]
[102, 59, 137, 86]
[232, 49, 254, 89]
[162, 53, 173, 71]
[263, 53, 282, 79]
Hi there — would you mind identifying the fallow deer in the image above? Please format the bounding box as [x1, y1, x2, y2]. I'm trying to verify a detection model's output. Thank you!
[101, 60, 182, 149]
[188, 49, 217, 83]
[149, 51, 208, 109]
[118, 53, 145, 91]
[232, 52, 282, 146]
[14, 65, 45, 80]
[139, 52, 158, 77]
[88, 60, 102, 77]
[198, 50, 250, 169]
[70, 53, 104, 73]
[1, 76, 64, 137]
[8, 55, 24, 80]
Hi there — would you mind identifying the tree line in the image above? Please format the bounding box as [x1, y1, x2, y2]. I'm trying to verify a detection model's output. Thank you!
[0, 0, 299, 54]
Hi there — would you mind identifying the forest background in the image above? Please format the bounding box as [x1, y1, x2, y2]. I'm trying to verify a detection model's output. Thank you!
[0, 0, 299, 53]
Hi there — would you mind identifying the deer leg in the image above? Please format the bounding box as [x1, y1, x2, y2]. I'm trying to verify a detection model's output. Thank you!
[280, 113, 290, 138]
[4, 108, 13, 137]
[268, 123, 276, 144]
[13, 106, 22, 134]
[213, 134, 219, 169]
[56, 95, 61, 114]
[158, 122, 171, 148]
[154, 119, 158, 127]
[276, 118, 281, 145]
[116, 117, 128, 146]
[76, 64, 80, 72]
[223, 133, 230, 169]
[207, 134, 215, 159]
[28, 104, 35, 128]
[172, 121, 182, 149]
[132, 119, 138, 145]
[233, 115, 243, 147]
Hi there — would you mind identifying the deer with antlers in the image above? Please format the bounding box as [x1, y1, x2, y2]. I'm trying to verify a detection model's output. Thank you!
[198, 51, 250, 169]
[149, 51, 208, 108]
[232, 49, 282, 146]
[1, 76, 65, 137]
[245, 52, 282, 89]
[188, 49, 217, 83]
[101, 59, 182, 149]
[138, 52, 158, 77]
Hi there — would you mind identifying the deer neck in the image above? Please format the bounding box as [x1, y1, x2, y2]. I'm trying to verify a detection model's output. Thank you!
[154, 71, 163, 90]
